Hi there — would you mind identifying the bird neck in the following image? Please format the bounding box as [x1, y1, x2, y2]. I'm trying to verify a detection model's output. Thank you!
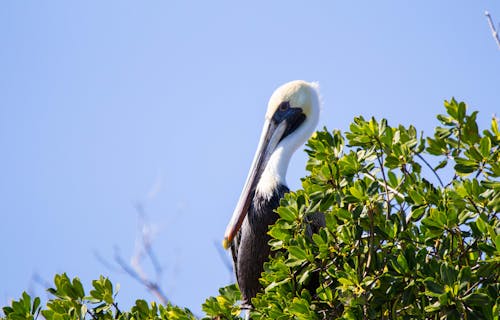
[255, 143, 293, 197]
[255, 113, 318, 198]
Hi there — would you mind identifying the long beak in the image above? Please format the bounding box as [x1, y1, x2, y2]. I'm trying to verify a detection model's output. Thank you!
[222, 118, 287, 249]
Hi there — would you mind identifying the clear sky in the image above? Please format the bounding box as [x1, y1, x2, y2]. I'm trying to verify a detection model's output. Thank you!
[1, 0, 499, 315]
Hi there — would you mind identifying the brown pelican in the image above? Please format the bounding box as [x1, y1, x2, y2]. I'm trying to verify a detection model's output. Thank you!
[222, 80, 321, 310]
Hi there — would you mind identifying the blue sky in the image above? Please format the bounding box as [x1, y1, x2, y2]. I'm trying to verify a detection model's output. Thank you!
[1, 1, 499, 315]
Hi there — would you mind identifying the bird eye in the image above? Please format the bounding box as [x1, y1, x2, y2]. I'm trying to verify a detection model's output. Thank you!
[278, 101, 290, 111]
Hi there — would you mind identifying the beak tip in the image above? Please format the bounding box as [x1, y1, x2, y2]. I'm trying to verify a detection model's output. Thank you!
[222, 238, 231, 250]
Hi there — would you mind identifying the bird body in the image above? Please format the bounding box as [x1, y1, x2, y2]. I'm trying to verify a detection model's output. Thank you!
[223, 80, 321, 309]
[231, 183, 288, 307]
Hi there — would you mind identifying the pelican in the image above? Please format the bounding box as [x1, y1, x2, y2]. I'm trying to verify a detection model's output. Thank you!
[222, 80, 321, 310]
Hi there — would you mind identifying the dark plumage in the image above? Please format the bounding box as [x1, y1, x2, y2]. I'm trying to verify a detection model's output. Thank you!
[222, 81, 322, 313]
[230, 184, 288, 308]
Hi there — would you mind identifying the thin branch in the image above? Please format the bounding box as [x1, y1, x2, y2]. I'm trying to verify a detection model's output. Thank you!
[364, 172, 405, 200]
[415, 153, 444, 188]
[29, 272, 52, 299]
[363, 205, 375, 278]
[87, 310, 99, 320]
[135, 203, 164, 283]
[374, 144, 391, 219]
[114, 248, 169, 305]
[485, 11, 500, 49]
[93, 251, 122, 273]
[213, 240, 235, 283]
[95, 203, 170, 306]
[30, 273, 51, 290]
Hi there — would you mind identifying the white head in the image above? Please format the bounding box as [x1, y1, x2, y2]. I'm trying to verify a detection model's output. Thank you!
[257, 80, 320, 195]
[223, 80, 320, 249]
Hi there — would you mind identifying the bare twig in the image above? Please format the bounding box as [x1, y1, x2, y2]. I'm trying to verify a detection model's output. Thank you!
[95, 204, 170, 305]
[374, 141, 391, 219]
[116, 203, 169, 305]
[134, 203, 164, 284]
[113, 248, 169, 305]
[485, 11, 500, 49]
[93, 251, 122, 273]
[93, 173, 192, 307]
[364, 172, 405, 200]
[415, 153, 444, 188]
[213, 240, 235, 283]
[29, 272, 52, 299]
[30, 273, 51, 290]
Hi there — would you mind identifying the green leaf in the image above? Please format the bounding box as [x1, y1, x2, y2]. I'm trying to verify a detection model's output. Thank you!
[298, 269, 311, 285]
[337, 277, 354, 286]
[434, 159, 448, 170]
[268, 225, 291, 242]
[288, 246, 308, 261]
[440, 263, 457, 286]
[349, 181, 367, 202]
[479, 136, 491, 158]
[396, 254, 409, 273]
[72, 278, 85, 299]
[457, 101, 466, 122]
[422, 214, 444, 230]
[444, 98, 458, 119]
[454, 157, 479, 175]
[3, 100, 500, 320]
[491, 116, 499, 137]
[288, 298, 316, 319]
[463, 293, 491, 306]
[277, 206, 296, 222]
[424, 301, 442, 312]
[424, 279, 445, 296]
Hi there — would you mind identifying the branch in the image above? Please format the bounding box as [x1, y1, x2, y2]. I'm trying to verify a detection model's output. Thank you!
[113, 248, 169, 305]
[93, 251, 122, 273]
[212, 240, 235, 283]
[134, 203, 164, 284]
[364, 172, 405, 200]
[374, 140, 391, 219]
[29, 272, 52, 299]
[415, 153, 444, 188]
[485, 11, 500, 49]
[118, 203, 169, 305]
[96, 203, 170, 306]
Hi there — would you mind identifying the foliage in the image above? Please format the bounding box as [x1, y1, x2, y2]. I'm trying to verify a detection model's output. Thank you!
[2, 274, 197, 320]
[202, 284, 241, 319]
[2, 99, 499, 319]
[251, 98, 499, 319]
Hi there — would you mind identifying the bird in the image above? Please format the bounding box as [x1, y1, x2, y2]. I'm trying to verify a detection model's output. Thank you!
[222, 80, 322, 311]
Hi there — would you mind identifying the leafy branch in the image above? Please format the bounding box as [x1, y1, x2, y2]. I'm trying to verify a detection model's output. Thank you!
[2, 99, 498, 320]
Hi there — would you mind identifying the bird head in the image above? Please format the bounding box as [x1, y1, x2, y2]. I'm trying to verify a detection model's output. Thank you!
[223, 80, 320, 249]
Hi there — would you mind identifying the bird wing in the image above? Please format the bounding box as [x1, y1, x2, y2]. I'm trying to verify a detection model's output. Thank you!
[230, 229, 241, 284]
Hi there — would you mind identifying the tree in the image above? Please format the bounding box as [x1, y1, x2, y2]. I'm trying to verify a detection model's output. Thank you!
[3, 99, 499, 320]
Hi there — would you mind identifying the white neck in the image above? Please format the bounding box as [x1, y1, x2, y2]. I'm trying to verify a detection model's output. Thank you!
[255, 113, 318, 197]
[255, 143, 292, 196]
